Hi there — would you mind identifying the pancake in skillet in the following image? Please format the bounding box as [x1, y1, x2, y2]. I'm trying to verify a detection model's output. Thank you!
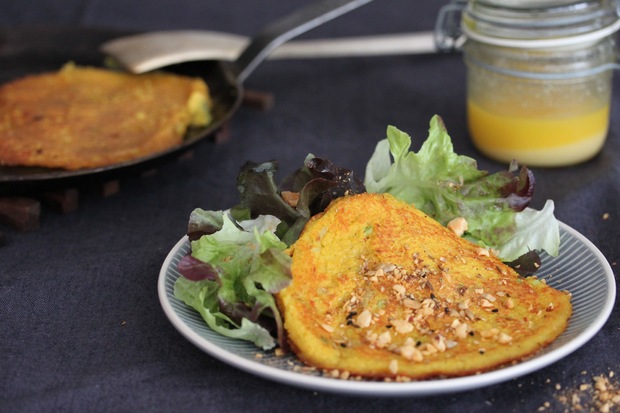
[277, 193, 572, 379]
[0, 63, 211, 170]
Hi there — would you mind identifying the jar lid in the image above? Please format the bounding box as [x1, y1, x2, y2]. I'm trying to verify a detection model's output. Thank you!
[457, 0, 620, 48]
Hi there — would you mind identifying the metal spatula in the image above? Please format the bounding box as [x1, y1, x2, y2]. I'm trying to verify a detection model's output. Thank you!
[100, 29, 438, 74]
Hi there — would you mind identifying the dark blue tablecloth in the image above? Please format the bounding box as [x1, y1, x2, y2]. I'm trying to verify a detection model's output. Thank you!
[1, 1, 618, 412]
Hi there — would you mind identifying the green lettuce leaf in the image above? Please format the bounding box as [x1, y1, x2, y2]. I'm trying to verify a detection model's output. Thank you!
[504, 200, 560, 259]
[174, 277, 277, 350]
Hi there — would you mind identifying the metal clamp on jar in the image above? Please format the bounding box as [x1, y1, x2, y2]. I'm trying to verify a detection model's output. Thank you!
[436, 0, 620, 167]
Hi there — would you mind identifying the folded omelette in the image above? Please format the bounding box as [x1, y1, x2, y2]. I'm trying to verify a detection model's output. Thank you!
[277, 193, 572, 379]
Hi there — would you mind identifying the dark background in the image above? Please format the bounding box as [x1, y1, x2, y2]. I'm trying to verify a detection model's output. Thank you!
[1, 1, 618, 412]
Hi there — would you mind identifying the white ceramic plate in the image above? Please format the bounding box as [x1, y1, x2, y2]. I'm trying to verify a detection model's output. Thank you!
[158, 222, 616, 396]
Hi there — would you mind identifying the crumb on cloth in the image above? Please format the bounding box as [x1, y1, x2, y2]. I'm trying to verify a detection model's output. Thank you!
[538, 371, 620, 413]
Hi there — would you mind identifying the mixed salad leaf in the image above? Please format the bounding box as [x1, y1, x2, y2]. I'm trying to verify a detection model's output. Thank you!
[174, 115, 561, 349]
[175, 157, 365, 349]
[176, 213, 291, 350]
[364, 116, 559, 262]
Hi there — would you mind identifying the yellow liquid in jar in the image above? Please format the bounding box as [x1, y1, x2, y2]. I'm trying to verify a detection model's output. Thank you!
[467, 100, 609, 166]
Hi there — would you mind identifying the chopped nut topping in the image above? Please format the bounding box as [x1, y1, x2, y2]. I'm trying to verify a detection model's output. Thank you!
[356, 310, 372, 328]
[421, 298, 436, 308]
[400, 344, 424, 362]
[376, 331, 392, 348]
[481, 328, 499, 339]
[403, 298, 421, 309]
[458, 299, 470, 310]
[281, 191, 300, 207]
[447, 217, 468, 236]
[464, 309, 476, 321]
[498, 332, 513, 344]
[392, 284, 406, 295]
[480, 299, 494, 308]
[455, 322, 469, 339]
[432, 334, 447, 352]
[330, 253, 572, 381]
[420, 343, 438, 356]
[476, 247, 490, 257]
[391, 319, 414, 334]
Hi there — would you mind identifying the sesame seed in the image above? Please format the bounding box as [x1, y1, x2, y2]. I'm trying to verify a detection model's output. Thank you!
[320, 323, 334, 333]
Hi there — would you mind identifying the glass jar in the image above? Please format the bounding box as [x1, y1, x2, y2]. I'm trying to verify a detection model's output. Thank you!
[439, 0, 620, 167]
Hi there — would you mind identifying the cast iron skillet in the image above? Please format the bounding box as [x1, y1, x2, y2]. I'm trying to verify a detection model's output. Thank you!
[0, 0, 372, 194]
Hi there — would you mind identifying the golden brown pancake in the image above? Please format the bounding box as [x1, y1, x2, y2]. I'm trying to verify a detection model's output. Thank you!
[277, 193, 572, 379]
[0, 63, 211, 170]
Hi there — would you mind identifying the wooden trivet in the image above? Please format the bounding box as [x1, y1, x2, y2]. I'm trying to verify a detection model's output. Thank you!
[0, 196, 41, 232]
